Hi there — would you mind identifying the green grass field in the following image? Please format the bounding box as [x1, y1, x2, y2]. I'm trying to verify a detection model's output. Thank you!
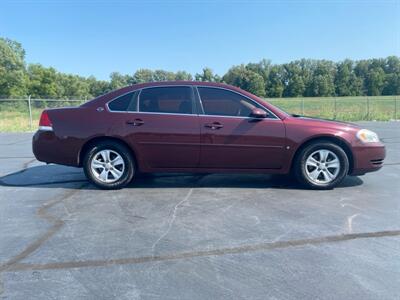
[267, 95, 399, 122]
[0, 96, 398, 132]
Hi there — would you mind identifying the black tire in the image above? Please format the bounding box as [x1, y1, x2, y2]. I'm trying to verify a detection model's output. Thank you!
[294, 141, 349, 190]
[83, 141, 135, 189]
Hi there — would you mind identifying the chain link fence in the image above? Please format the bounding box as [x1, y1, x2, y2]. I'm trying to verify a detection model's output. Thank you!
[0, 95, 399, 132]
[267, 95, 398, 121]
[0, 97, 86, 132]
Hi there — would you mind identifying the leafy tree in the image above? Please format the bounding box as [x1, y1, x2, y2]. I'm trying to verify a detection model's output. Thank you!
[335, 59, 362, 96]
[286, 74, 305, 97]
[266, 66, 284, 97]
[310, 75, 332, 97]
[132, 69, 154, 83]
[282, 62, 306, 97]
[26, 64, 59, 98]
[246, 59, 271, 82]
[87, 76, 111, 98]
[383, 56, 400, 95]
[152, 70, 176, 81]
[57, 74, 90, 99]
[366, 67, 385, 96]
[245, 71, 266, 97]
[223, 65, 266, 97]
[0, 38, 27, 97]
[175, 71, 193, 81]
[195, 67, 220, 82]
[354, 60, 370, 95]
[2, 36, 400, 100]
[309, 61, 336, 96]
[109, 72, 132, 90]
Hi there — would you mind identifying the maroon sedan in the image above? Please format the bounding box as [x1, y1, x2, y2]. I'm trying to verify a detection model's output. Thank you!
[32, 81, 385, 189]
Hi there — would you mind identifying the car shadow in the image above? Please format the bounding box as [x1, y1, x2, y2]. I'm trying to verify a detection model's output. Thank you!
[131, 173, 363, 190]
[0, 164, 363, 190]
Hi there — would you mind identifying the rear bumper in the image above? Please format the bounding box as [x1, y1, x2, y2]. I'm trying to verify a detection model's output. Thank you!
[350, 143, 386, 176]
[32, 130, 80, 167]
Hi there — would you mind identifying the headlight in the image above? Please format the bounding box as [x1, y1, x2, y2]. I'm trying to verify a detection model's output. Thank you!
[356, 129, 379, 143]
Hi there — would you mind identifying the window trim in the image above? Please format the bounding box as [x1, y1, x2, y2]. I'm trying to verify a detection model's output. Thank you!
[105, 84, 281, 120]
[195, 86, 280, 120]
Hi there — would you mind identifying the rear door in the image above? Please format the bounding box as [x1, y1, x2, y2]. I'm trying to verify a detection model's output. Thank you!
[196, 87, 286, 170]
[123, 86, 200, 169]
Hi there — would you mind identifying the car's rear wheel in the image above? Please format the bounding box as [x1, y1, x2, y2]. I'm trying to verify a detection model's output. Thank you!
[294, 141, 349, 190]
[83, 141, 135, 189]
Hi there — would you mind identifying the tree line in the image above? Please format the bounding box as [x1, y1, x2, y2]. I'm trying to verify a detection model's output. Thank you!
[1, 37, 399, 99]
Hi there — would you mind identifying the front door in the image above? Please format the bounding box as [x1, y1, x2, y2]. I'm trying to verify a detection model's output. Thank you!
[197, 87, 286, 169]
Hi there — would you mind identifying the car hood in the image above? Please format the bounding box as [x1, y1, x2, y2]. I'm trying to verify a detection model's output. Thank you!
[289, 115, 360, 130]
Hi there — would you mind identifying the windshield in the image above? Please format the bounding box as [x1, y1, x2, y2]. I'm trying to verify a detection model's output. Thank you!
[262, 100, 290, 117]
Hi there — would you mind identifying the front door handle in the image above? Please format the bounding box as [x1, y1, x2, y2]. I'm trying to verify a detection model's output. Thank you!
[126, 119, 144, 126]
[204, 122, 223, 130]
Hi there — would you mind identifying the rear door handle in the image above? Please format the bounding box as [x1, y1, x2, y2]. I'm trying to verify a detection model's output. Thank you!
[126, 119, 144, 126]
[205, 122, 223, 130]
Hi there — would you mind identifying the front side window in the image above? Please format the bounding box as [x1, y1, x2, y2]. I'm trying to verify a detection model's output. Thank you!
[198, 87, 270, 117]
[139, 87, 193, 114]
[108, 91, 138, 112]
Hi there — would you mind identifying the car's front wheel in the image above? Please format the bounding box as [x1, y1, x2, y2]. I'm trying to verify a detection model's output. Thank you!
[294, 141, 349, 190]
[83, 141, 135, 189]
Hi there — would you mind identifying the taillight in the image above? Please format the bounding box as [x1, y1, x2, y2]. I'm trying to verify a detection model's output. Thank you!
[38, 110, 53, 131]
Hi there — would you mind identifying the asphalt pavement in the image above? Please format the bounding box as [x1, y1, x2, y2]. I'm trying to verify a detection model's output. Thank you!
[0, 121, 399, 299]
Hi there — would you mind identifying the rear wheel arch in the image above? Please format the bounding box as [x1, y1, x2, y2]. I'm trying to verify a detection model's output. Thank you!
[79, 136, 139, 169]
[290, 135, 354, 174]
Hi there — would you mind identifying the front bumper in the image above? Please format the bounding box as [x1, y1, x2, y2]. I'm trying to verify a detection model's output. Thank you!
[350, 142, 386, 175]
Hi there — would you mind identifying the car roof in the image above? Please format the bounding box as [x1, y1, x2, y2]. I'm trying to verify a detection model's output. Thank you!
[84, 81, 254, 106]
[127, 81, 241, 91]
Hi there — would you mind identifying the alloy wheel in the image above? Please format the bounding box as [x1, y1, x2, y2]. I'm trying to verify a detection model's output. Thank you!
[305, 149, 340, 184]
[90, 149, 125, 183]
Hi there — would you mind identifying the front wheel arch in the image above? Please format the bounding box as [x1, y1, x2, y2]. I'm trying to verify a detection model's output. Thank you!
[290, 136, 354, 175]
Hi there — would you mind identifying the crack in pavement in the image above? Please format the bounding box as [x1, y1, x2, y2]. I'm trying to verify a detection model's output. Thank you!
[0, 158, 87, 187]
[0, 156, 35, 159]
[150, 188, 194, 253]
[0, 158, 36, 178]
[0, 183, 87, 273]
[0, 158, 36, 183]
[22, 158, 37, 170]
[149, 175, 205, 254]
[0, 159, 85, 272]
[0, 138, 31, 146]
[0, 179, 87, 187]
[383, 162, 400, 166]
[3, 229, 400, 272]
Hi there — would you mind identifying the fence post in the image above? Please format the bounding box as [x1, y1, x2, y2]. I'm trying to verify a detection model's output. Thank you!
[366, 96, 370, 120]
[301, 98, 304, 115]
[28, 95, 33, 130]
[334, 97, 337, 120]
[395, 95, 398, 120]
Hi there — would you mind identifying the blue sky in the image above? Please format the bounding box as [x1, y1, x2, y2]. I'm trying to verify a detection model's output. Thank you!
[1, 0, 399, 80]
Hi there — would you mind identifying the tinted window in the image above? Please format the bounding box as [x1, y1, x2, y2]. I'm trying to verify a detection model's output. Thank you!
[139, 87, 193, 114]
[108, 91, 138, 112]
[198, 87, 268, 117]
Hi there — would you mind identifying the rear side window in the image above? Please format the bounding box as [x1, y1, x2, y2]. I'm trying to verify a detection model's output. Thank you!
[198, 87, 268, 117]
[139, 87, 193, 114]
[108, 91, 138, 112]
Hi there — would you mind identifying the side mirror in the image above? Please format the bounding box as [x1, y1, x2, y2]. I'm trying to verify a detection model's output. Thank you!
[250, 108, 268, 119]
